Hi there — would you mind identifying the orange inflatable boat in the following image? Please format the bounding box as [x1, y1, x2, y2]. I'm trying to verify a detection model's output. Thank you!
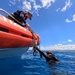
[0, 15, 39, 48]
[0, 8, 40, 58]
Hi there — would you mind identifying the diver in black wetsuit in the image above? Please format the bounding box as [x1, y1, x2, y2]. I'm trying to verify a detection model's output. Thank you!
[6, 10, 32, 30]
[33, 46, 59, 64]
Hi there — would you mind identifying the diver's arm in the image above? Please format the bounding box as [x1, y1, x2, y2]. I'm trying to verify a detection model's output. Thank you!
[34, 46, 48, 58]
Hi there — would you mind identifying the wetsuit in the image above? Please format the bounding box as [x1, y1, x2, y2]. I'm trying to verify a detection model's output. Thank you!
[6, 10, 27, 27]
[34, 47, 59, 64]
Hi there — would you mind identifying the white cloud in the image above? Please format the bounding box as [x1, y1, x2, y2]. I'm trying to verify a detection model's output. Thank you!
[40, 44, 75, 50]
[68, 39, 72, 42]
[65, 14, 75, 23]
[57, 44, 62, 46]
[22, 1, 31, 10]
[61, 0, 72, 12]
[40, 0, 55, 8]
[56, 8, 60, 12]
[30, 0, 41, 11]
[9, 0, 16, 5]
[9, 0, 55, 13]
[40, 40, 73, 50]
[65, 19, 72, 23]
[73, 15, 75, 21]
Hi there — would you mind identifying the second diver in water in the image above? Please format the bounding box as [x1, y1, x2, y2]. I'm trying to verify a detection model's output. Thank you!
[33, 46, 59, 64]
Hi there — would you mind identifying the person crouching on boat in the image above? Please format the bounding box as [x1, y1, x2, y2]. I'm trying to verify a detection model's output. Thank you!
[33, 46, 59, 65]
[6, 10, 32, 30]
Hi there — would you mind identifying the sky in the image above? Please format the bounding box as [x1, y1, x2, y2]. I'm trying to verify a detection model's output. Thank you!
[0, 0, 75, 50]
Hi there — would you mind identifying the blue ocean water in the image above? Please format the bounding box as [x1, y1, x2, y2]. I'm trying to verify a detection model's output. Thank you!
[0, 50, 75, 75]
